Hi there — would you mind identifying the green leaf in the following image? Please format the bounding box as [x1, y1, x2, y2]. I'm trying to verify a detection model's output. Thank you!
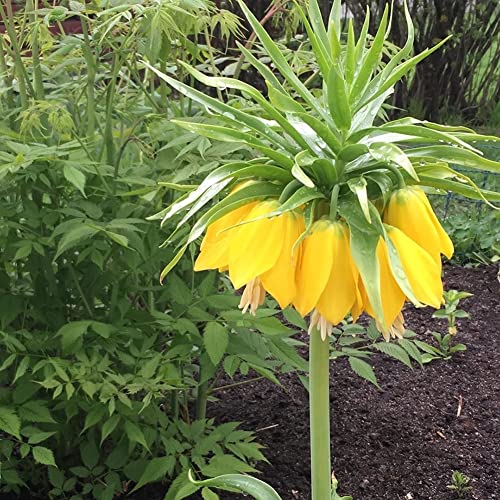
[100, 414, 121, 445]
[327, 65, 351, 131]
[63, 164, 86, 196]
[131, 456, 175, 493]
[19, 401, 56, 423]
[235, 0, 330, 124]
[398, 338, 423, 366]
[48, 466, 65, 488]
[13, 355, 30, 383]
[164, 470, 200, 500]
[268, 186, 326, 218]
[171, 120, 293, 169]
[339, 197, 384, 323]
[81, 440, 99, 470]
[32, 446, 57, 467]
[189, 471, 281, 500]
[406, 145, 500, 173]
[202, 455, 257, 477]
[104, 231, 129, 248]
[291, 162, 315, 188]
[373, 342, 412, 368]
[28, 431, 56, 445]
[146, 63, 296, 154]
[124, 421, 150, 452]
[347, 177, 371, 223]
[369, 142, 418, 180]
[57, 321, 91, 353]
[176, 61, 311, 152]
[306, 0, 330, 57]
[417, 174, 500, 204]
[295, 6, 330, 77]
[350, 5, 389, 102]
[0, 353, 17, 372]
[282, 307, 307, 330]
[359, 36, 450, 111]
[54, 224, 99, 260]
[202, 488, 219, 500]
[348, 357, 379, 388]
[0, 407, 21, 439]
[82, 405, 106, 433]
[204, 322, 229, 366]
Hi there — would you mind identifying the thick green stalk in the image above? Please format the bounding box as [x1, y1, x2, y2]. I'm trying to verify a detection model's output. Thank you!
[309, 329, 331, 500]
[196, 380, 209, 421]
[0, 37, 16, 129]
[0, 0, 29, 109]
[81, 18, 97, 142]
[27, 0, 44, 100]
[104, 55, 118, 168]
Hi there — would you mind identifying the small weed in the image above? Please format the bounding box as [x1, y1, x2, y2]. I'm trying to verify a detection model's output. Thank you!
[447, 470, 472, 498]
[414, 290, 472, 363]
[331, 473, 353, 500]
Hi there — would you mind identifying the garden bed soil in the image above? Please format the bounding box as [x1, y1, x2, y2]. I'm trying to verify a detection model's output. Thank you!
[206, 265, 499, 500]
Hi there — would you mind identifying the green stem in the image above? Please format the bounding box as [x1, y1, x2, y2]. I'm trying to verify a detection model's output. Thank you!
[27, 0, 44, 100]
[0, 0, 29, 109]
[195, 380, 208, 421]
[68, 264, 94, 318]
[0, 37, 16, 129]
[81, 18, 97, 142]
[104, 55, 118, 168]
[309, 328, 331, 500]
[329, 184, 340, 219]
[159, 59, 169, 112]
[384, 163, 406, 189]
[203, 26, 223, 101]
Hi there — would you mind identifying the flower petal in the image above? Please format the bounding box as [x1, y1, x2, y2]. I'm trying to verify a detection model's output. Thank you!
[385, 187, 443, 262]
[413, 188, 454, 259]
[260, 211, 305, 309]
[364, 238, 406, 328]
[317, 223, 358, 325]
[228, 201, 285, 289]
[293, 220, 335, 317]
[387, 226, 443, 309]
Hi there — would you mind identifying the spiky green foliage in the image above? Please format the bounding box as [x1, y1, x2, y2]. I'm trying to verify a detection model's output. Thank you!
[151, 0, 499, 323]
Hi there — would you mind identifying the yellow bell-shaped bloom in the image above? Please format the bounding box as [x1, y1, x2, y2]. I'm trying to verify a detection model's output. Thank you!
[386, 225, 443, 309]
[363, 227, 443, 335]
[384, 186, 454, 262]
[194, 202, 257, 272]
[363, 238, 406, 329]
[293, 220, 358, 325]
[228, 201, 305, 309]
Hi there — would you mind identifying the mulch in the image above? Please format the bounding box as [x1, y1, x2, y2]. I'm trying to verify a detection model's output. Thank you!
[207, 265, 500, 500]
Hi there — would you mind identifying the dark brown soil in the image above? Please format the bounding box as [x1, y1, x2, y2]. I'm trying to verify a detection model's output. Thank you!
[207, 265, 500, 500]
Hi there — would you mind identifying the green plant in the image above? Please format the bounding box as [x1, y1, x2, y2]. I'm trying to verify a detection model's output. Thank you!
[331, 473, 353, 500]
[151, 0, 499, 497]
[447, 470, 473, 498]
[0, 1, 305, 498]
[414, 290, 472, 362]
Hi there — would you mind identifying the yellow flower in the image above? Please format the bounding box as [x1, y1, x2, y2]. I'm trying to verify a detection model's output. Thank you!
[363, 227, 443, 338]
[384, 186, 454, 262]
[194, 202, 257, 272]
[293, 220, 358, 325]
[228, 201, 305, 309]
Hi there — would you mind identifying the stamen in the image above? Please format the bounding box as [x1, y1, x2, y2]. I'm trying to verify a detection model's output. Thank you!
[376, 312, 405, 342]
[308, 309, 333, 341]
[238, 278, 266, 316]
